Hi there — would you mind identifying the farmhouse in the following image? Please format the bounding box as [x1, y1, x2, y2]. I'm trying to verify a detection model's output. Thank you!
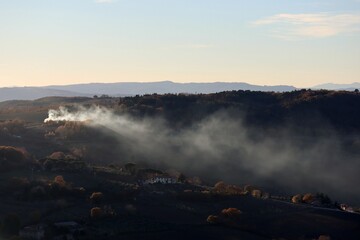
[143, 176, 178, 185]
[340, 204, 354, 213]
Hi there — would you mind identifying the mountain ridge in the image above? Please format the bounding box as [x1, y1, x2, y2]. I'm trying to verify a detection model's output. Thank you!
[312, 82, 360, 90]
[1, 81, 359, 102]
[0, 81, 297, 102]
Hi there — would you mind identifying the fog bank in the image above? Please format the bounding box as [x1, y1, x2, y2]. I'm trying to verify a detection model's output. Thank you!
[45, 105, 360, 204]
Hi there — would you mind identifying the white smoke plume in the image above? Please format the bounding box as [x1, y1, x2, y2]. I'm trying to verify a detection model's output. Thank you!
[44, 105, 360, 204]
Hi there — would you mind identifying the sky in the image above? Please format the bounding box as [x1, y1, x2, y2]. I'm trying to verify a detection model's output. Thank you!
[0, 0, 359, 88]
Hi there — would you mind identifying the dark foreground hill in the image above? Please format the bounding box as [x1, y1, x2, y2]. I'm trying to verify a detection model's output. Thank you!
[0, 90, 360, 239]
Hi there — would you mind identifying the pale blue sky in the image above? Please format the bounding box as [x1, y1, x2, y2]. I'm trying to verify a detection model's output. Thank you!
[0, 0, 359, 87]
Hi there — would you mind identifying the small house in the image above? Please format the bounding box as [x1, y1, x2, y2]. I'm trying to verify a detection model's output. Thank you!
[143, 176, 178, 185]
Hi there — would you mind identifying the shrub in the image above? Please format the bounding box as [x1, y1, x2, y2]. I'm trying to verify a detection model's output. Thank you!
[292, 194, 303, 204]
[302, 193, 314, 204]
[220, 208, 242, 218]
[54, 175, 66, 188]
[318, 235, 331, 240]
[214, 181, 226, 192]
[251, 189, 262, 198]
[90, 207, 103, 219]
[206, 215, 218, 224]
[0, 120, 25, 136]
[48, 152, 66, 160]
[225, 185, 244, 195]
[0, 146, 29, 171]
[90, 192, 103, 204]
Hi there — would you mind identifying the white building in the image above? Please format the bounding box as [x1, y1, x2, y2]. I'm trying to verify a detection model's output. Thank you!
[144, 176, 178, 185]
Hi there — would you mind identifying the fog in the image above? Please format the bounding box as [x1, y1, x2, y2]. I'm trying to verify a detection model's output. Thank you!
[45, 105, 360, 204]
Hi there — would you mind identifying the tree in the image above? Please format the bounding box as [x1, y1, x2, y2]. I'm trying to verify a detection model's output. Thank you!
[48, 152, 66, 160]
[355, 89, 359, 93]
[251, 189, 262, 198]
[0, 146, 29, 171]
[206, 215, 218, 224]
[214, 181, 226, 192]
[90, 207, 103, 219]
[302, 193, 314, 204]
[54, 175, 66, 188]
[220, 208, 242, 218]
[292, 194, 303, 204]
[90, 192, 103, 204]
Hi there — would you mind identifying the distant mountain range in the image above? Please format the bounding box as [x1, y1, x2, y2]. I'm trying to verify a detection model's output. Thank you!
[0, 81, 296, 102]
[312, 82, 360, 91]
[0, 81, 358, 102]
[0, 87, 89, 102]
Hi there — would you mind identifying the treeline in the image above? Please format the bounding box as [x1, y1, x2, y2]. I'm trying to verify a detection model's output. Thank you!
[118, 90, 360, 131]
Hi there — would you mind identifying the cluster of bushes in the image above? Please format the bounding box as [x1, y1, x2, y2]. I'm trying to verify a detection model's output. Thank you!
[207, 207, 242, 225]
[0, 146, 31, 171]
[5, 175, 85, 201]
[212, 182, 266, 198]
[291, 193, 332, 206]
[39, 151, 86, 172]
[0, 120, 26, 137]
[53, 121, 98, 140]
[89, 192, 116, 220]
[213, 181, 245, 195]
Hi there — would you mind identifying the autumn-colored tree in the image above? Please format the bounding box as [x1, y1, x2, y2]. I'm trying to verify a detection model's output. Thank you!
[302, 193, 314, 204]
[48, 151, 66, 160]
[90, 192, 103, 204]
[214, 181, 226, 192]
[206, 215, 218, 224]
[292, 194, 303, 204]
[54, 175, 66, 188]
[0, 146, 29, 171]
[0, 120, 25, 136]
[220, 208, 242, 218]
[225, 185, 244, 195]
[90, 207, 103, 219]
[318, 235, 331, 240]
[251, 189, 262, 198]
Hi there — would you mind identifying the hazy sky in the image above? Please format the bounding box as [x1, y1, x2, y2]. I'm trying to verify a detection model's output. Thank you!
[0, 0, 359, 88]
